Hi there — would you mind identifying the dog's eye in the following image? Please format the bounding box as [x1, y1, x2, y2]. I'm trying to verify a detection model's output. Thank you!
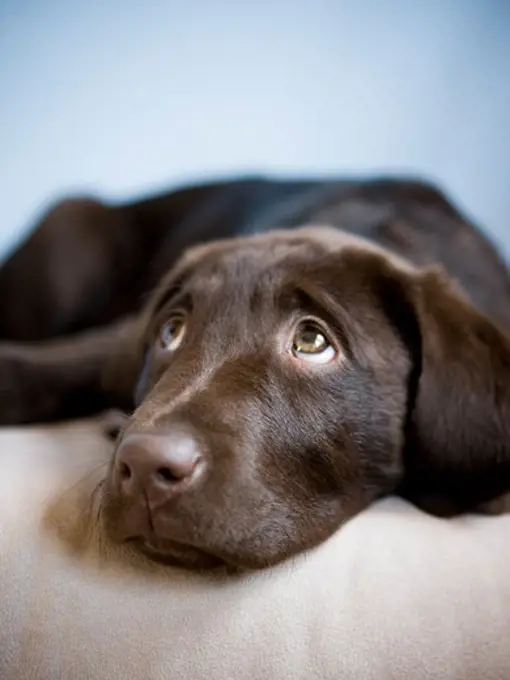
[292, 323, 336, 364]
[157, 314, 186, 351]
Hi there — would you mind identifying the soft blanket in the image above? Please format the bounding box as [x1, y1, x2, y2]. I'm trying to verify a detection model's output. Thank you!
[1, 415, 509, 680]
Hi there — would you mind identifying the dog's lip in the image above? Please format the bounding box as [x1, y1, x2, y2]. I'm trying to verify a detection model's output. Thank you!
[124, 535, 225, 569]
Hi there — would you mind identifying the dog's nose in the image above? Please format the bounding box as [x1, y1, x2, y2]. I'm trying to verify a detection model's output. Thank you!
[113, 431, 203, 503]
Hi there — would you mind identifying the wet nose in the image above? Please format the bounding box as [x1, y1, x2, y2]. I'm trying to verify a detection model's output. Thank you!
[113, 431, 203, 503]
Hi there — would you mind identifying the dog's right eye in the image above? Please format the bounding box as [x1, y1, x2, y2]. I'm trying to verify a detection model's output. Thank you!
[157, 314, 187, 352]
[291, 321, 337, 364]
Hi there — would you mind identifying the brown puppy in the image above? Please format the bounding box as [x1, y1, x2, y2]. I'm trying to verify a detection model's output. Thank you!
[1, 177, 510, 569]
[100, 227, 510, 570]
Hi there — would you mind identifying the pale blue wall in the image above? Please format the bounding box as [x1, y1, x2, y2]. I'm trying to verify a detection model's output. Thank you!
[1, 0, 509, 257]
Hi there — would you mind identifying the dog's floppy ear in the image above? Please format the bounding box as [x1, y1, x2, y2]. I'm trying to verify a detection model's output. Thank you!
[386, 265, 510, 514]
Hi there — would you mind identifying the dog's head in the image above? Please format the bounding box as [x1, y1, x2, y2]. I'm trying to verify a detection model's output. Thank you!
[101, 227, 510, 570]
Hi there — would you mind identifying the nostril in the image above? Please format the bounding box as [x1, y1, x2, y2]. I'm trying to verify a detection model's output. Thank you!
[119, 462, 132, 481]
[156, 466, 178, 482]
[115, 432, 203, 491]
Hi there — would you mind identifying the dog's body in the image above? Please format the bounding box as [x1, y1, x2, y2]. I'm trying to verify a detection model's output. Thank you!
[2, 175, 510, 569]
[2, 176, 510, 343]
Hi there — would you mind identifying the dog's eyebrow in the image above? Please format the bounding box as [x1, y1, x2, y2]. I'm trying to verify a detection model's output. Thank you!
[285, 280, 352, 349]
[286, 281, 339, 320]
[150, 275, 188, 316]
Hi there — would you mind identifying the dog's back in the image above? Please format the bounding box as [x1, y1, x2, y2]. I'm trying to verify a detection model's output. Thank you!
[129, 176, 510, 329]
[1, 175, 509, 337]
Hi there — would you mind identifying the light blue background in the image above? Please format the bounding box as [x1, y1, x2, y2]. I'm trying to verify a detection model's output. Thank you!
[1, 0, 509, 258]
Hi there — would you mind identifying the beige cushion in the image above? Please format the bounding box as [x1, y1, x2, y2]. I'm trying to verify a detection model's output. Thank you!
[1, 415, 509, 680]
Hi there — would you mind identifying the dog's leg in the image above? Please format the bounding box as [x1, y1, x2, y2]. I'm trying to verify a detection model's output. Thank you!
[0, 317, 136, 425]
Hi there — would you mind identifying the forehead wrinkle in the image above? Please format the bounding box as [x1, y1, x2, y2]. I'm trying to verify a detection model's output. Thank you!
[183, 279, 284, 373]
[171, 224, 384, 296]
[189, 236, 323, 282]
[188, 254, 274, 313]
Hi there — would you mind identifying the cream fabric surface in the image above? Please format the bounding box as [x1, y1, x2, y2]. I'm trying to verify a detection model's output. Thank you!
[0, 415, 509, 680]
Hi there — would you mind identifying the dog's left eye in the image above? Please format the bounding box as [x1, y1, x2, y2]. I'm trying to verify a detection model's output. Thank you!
[157, 314, 187, 351]
[292, 322, 336, 364]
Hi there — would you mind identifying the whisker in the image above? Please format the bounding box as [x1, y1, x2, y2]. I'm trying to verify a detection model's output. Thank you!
[69, 460, 109, 492]
[50, 460, 110, 511]
[90, 478, 106, 531]
[80, 477, 111, 550]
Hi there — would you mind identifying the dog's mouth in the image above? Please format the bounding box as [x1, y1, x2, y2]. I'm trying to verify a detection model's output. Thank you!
[124, 535, 226, 570]
[101, 486, 228, 571]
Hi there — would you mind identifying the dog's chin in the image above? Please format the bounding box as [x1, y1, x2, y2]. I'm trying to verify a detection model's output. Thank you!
[126, 537, 227, 571]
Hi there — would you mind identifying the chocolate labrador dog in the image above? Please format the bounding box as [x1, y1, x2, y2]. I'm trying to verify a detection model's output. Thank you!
[1, 176, 510, 570]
